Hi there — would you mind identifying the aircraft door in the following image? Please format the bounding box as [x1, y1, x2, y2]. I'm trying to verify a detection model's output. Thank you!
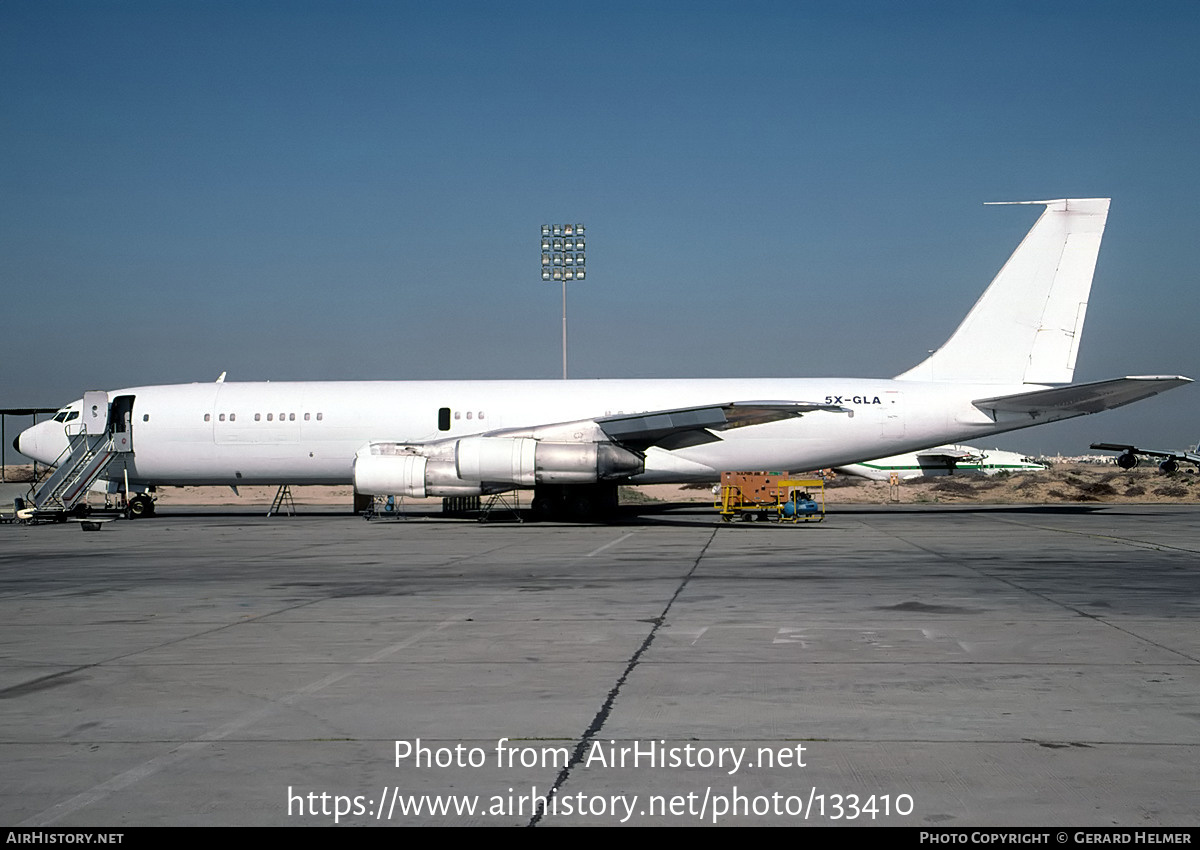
[881, 390, 905, 439]
[82, 391, 109, 436]
[109, 394, 135, 452]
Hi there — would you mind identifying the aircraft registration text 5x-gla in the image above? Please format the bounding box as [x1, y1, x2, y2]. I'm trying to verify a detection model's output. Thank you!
[15, 198, 1191, 520]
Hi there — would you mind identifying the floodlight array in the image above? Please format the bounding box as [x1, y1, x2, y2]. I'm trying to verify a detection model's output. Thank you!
[541, 223, 586, 281]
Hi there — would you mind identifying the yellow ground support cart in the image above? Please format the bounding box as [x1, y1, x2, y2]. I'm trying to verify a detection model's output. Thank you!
[715, 471, 826, 523]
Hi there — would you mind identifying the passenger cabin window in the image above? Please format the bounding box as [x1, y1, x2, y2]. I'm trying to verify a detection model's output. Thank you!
[304, 413, 310, 421]
[255, 413, 261, 421]
[438, 407, 451, 431]
[142, 414, 149, 422]
[289, 413, 295, 421]
[230, 413, 236, 422]
[204, 414, 211, 422]
[267, 414, 273, 421]
[316, 412, 323, 421]
[219, 414, 226, 422]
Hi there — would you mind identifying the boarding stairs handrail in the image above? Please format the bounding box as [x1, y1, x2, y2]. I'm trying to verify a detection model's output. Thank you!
[31, 428, 118, 512]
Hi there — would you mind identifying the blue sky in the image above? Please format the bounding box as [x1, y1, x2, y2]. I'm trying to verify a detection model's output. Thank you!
[3, 0, 1198, 460]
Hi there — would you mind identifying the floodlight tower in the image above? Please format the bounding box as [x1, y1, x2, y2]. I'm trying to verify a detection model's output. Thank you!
[541, 223, 586, 379]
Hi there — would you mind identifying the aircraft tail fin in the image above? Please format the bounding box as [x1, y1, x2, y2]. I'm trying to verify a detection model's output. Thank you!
[896, 198, 1110, 385]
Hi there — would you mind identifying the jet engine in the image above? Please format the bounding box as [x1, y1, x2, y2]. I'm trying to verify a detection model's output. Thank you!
[354, 453, 480, 498]
[354, 437, 644, 498]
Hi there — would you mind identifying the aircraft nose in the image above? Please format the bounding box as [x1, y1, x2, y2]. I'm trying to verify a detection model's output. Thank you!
[14, 426, 37, 460]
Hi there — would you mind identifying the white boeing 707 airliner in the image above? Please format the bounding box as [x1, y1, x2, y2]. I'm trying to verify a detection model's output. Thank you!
[15, 198, 1192, 519]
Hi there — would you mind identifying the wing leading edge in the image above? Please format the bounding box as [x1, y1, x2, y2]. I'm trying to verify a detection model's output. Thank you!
[915, 447, 982, 461]
[596, 400, 848, 451]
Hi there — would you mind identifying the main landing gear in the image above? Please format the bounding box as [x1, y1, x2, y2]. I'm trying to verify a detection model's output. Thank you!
[528, 483, 619, 523]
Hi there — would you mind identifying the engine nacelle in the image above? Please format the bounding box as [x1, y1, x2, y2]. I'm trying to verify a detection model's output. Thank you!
[355, 438, 644, 497]
[455, 436, 538, 485]
[354, 452, 482, 498]
[455, 437, 643, 484]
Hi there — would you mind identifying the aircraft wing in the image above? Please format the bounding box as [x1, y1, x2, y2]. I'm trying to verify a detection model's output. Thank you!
[375, 400, 848, 458]
[356, 400, 850, 498]
[1091, 442, 1154, 454]
[974, 376, 1193, 417]
[914, 447, 980, 461]
[595, 401, 848, 451]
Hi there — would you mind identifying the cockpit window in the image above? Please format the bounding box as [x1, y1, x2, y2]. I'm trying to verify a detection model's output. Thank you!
[53, 411, 80, 423]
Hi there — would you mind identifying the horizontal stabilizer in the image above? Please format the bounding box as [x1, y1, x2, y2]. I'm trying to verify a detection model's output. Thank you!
[974, 376, 1192, 416]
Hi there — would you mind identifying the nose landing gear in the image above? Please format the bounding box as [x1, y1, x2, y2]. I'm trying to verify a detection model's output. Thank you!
[127, 494, 155, 518]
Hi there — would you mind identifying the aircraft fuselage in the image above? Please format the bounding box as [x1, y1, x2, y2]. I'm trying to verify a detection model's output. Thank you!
[17, 377, 1054, 488]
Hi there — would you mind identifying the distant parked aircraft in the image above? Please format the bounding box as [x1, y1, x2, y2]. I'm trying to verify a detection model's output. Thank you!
[836, 445, 1045, 480]
[1090, 441, 1200, 473]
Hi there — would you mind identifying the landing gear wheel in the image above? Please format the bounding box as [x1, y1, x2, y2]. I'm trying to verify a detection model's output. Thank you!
[529, 496, 555, 522]
[128, 495, 154, 518]
[530, 483, 619, 523]
[568, 494, 596, 522]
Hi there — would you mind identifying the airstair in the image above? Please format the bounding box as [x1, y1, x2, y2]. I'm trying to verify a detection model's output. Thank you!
[28, 391, 135, 520]
[31, 432, 118, 514]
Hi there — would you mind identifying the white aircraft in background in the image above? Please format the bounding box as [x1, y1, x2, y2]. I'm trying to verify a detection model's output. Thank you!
[1090, 440, 1200, 473]
[15, 198, 1192, 520]
[836, 445, 1046, 481]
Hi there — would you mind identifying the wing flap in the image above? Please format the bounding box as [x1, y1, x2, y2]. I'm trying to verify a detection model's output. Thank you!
[596, 401, 847, 451]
